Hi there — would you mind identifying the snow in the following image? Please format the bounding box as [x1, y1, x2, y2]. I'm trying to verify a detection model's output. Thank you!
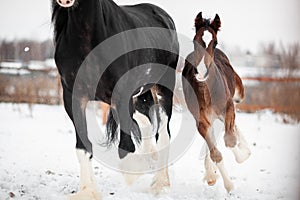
[0, 62, 23, 69]
[0, 103, 299, 200]
[0, 68, 30, 75]
[235, 66, 300, 79]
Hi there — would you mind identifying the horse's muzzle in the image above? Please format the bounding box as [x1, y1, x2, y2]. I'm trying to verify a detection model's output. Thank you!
[56, 0, 75, 8]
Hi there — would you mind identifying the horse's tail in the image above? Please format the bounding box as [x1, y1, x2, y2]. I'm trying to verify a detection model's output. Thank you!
[106, 108, 119, 145]
[233, 72, 245, 103]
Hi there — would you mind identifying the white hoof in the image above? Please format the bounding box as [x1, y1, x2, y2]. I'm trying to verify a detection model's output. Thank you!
[150, 175, 170, 195]
[68, 187, 102, 200]
[203, 171, 219, 186]
[122, 173, 141, 186]
[224, 180, 234, 193]
[231, 144, 251, 164]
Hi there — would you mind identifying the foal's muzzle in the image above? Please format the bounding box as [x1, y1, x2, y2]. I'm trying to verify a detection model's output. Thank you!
[56, 0, 75, 8]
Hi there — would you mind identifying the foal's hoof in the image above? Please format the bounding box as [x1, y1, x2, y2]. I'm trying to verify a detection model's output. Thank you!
[225, 181, 234, 193]
[236, 143, 251, 163]
[224, 134, 237, 148]
[203, 172, 218, 186]
[210, 148, 222, 163]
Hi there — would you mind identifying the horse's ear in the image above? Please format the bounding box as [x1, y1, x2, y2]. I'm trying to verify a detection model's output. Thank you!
[195, 12, 204, 33]
[210, 14, 221, 33]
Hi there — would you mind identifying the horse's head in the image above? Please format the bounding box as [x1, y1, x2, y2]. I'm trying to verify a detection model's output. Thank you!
[55, 0, 75, 8]
[193, 12, 221, 70]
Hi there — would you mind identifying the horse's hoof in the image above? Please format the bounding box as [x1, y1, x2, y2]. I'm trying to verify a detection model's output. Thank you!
[150, 176, 170, 195]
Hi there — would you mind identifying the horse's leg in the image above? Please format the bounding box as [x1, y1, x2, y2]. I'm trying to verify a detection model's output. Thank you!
[134, 91, 158, 161]
[120, 91, 157, 185]
[150, 107, 170, 194]
[62, 86, 101, 200]
[150, 86, 172, 195]
[100, 102, 109, 125]
[117, 98, 139, 159]
[230, 125, 251, 163]
[224, 101, 237, 147]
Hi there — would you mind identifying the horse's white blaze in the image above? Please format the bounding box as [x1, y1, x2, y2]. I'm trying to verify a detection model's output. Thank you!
[69, 149, 101, 200]
[216, 160, 234, 193]
[151, 109, 170, 194]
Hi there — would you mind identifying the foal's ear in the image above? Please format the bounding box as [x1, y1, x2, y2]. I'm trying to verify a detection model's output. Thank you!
[195, 12, 204, 32]
[210, 14, 221, 33]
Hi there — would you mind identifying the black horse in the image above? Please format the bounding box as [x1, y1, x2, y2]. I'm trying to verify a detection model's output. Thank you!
[52, 0, 179, 198]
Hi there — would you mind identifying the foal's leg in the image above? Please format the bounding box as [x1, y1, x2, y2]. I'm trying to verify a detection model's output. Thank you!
[62, 87, 101, 200]
[197, 118, 222, 163]
[198, 118, 233, 192]
[224, 101, 237, 147]
[198, 121, 221, 185]
[203, 148, 219, 186]
[230, 125, 251, 163]
[224, 101, 251, 163]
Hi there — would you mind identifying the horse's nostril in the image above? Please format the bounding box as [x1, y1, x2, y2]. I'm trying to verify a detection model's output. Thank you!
[66, 0, 70, 4]
[59, 0, 62, 3]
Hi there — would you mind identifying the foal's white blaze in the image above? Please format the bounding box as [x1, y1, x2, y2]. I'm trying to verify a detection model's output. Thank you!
[195, 31, 212, 82]
[57, 0, 75, 8]
[69, 149, 101, 200]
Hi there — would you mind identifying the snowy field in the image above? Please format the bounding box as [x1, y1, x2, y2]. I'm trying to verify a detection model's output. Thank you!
[0, 103, 299, 200]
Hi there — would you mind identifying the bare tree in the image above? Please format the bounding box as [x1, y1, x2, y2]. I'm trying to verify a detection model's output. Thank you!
[278, 42, 300, 74]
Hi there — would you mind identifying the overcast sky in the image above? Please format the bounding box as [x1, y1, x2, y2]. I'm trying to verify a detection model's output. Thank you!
[0, 0, 299, 53]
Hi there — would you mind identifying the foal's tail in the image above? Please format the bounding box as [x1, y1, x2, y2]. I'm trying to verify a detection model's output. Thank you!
[233, 72, 245, 103]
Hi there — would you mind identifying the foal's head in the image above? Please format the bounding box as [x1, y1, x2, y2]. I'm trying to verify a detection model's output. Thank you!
[193, 12, 221, 69]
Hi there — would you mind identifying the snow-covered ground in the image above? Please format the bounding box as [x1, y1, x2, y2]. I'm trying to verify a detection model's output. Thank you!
[0, 103, 299, 200]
